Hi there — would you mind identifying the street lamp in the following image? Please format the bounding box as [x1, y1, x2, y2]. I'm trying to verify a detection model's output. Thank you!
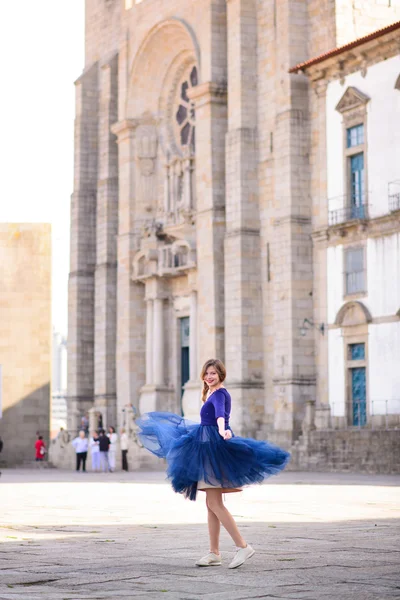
[300, 318, 325, 336]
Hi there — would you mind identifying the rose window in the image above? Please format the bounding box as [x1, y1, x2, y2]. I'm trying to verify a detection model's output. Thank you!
[175, 66, 198, 151]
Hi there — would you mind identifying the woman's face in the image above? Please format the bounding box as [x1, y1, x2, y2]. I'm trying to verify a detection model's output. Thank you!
[204, 366, 220, 388]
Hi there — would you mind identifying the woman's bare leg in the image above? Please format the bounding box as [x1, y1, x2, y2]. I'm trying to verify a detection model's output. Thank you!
[206, 496, 221, 555]
[205, 489, 246, 549]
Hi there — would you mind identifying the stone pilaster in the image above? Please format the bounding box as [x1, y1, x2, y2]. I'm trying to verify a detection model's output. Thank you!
[310, 80, 331, 429]
[188, 82, 227, 368]
[145, 299, 153, 385]
[225, 0, 264, 436]
[68, 62, 98, 433]
[139, 278, 170, 414]
[94, 54, 119, 429]
[181, 288, 201, 421]
[111, 119, 146, 420]
[189, 290, 198, 382]
[269, 0, 315, 445]
[153, 298, 165, 387]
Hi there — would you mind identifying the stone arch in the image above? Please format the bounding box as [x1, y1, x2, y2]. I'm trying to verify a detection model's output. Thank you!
[334, 301, 372, 327]
[126, 18, 200, 119]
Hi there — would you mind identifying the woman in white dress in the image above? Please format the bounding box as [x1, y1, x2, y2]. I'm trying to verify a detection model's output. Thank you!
[107, 426, 118, 472]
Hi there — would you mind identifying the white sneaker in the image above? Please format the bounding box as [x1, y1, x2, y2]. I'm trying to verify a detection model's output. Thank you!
[195, 552, 222, 567]
[229, 544, 255, 569]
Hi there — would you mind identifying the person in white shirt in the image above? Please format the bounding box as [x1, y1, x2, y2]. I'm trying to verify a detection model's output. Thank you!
[108, 426, 118, 472]
[71, 430, 89, 472]
[120, 428, 128, 471]
[90, 431, 100, 472]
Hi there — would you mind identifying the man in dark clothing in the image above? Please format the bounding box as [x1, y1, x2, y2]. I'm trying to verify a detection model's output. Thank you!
[98, 429, 111, 472]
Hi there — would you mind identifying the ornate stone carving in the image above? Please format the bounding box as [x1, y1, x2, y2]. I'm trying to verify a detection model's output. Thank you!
[335, 86, 370, 113]
[335, 301, 372, 327]
[136, 124, 158, 213]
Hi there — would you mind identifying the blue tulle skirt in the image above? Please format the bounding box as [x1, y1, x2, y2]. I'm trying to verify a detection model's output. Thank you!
[136, 412, 290, 501]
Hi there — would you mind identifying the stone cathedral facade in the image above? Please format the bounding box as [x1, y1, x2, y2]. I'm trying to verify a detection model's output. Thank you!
[66, 0, 400, 467]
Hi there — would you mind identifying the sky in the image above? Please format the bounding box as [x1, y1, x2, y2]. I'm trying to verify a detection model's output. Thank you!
[0, 1, 85, 336]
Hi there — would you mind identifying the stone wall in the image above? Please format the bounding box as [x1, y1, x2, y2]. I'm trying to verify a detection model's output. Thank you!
[290, 429, 400, 474]
[0, 224, 51, 465]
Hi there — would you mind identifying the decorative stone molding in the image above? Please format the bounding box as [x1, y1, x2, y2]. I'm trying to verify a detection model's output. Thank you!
[111, 119, 139, 141]
[187, 81, 227, 108]
[312, 209, 400, 247]
[132, 238, 196, 282]
[334, 301, 372, 327]
[335, 86, 370, 114]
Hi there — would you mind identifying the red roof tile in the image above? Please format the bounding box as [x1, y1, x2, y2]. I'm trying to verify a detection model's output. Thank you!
[289, 20, 400, 73]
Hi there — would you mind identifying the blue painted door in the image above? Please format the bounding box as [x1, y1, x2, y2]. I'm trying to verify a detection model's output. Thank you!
[350, 153, 365, 219]
[351, 367, 366, 426]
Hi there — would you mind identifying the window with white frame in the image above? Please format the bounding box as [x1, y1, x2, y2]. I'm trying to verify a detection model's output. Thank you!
[335, 87, 370, 223]
[344, 247, 366, 296]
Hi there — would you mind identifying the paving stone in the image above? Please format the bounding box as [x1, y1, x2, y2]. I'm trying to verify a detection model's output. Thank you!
[0, 470, 399, 599]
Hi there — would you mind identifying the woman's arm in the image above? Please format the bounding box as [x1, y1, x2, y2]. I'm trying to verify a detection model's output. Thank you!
[217, 417, 232, 440]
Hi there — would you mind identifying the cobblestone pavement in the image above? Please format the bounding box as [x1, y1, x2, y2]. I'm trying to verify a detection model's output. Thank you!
[0, 469, 399, 600]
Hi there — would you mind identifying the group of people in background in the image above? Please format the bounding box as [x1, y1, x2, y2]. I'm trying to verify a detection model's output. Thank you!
[71, 426, 129, 473]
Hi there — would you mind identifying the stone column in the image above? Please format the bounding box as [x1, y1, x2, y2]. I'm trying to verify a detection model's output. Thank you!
[111, 119, 146, 419]
[225, 0, 264, 436]
[138, 279, 169, 414]
[153, 298, 165, 386]
[310, 79, 330, 429]
[94, 54, 118, 429]
[181, 283, 201, 420]
[187, 82, 227, 367]
[145, 299, 154, 385]
[270, 0, 315, 445]
[68, 62, 98, 433]
[189, 291, 198, 382]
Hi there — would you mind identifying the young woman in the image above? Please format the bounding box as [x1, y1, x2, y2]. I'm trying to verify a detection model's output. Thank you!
[90, 431, 101, 472]
[137, 358, 290, 569]
[107, 426, 118, 472]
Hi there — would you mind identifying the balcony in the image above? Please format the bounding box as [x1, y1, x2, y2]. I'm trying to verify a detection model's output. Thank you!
[328, 197, 369, 227]
[389, 180, 400, 213]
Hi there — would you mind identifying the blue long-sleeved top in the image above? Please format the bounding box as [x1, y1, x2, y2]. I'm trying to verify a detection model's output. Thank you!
[200, 388, 231, 428]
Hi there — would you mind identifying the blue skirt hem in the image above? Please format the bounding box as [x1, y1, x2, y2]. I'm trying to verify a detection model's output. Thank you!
[137, 412, 290, 501]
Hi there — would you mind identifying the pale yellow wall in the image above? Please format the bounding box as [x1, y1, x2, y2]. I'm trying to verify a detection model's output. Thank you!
[0, 224, 51, 465]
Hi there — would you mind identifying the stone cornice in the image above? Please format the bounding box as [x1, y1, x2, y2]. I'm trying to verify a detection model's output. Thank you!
[100, 51, 118, 70]
[225, 227, 260, 238]
[187, 81, 227, 107]
[74, 61, 98, 86]
[273, 377, 316, 386]
[329, 313, 400, 329]
[312, 210, 400, 246]
[307, 34, 400, 86]
[111, 119, 139, 140]
[227, 380, 264, 390]
[273, 215, 311, 227]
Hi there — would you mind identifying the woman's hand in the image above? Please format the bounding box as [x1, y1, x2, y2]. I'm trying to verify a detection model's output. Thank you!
[217, 417, 232, 440]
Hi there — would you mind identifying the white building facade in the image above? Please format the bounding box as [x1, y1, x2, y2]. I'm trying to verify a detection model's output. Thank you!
[292, 23, 400, 439]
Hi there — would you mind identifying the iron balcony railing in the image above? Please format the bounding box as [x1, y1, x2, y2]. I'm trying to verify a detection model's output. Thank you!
[389, 191, 400, 212]
[328, 199, 369, 226]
